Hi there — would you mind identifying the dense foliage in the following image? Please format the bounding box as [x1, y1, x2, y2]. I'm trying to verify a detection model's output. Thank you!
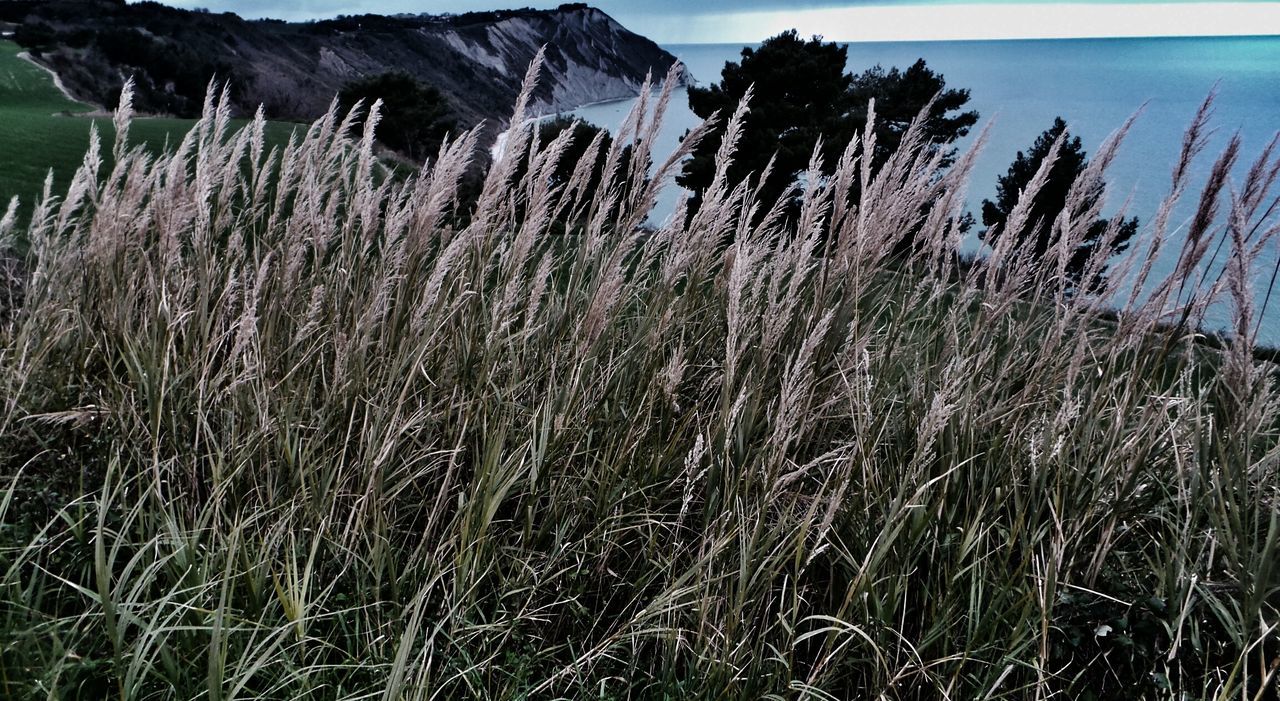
[678, 30, 978, 219]
[11, 21, 242, 115]
[337, 72, 456, 163]
[527, 115, 618, 189]
[981, 117, 1140, 294]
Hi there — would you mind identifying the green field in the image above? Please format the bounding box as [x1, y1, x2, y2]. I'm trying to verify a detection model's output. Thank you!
[0, 40, 297, 229]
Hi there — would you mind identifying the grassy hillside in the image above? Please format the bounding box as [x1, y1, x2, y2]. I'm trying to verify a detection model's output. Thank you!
[0, 39, 295, 231]
[0, 62, 1276, 699]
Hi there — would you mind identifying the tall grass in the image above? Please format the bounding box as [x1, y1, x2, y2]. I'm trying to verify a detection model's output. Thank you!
[1, 56, 1277, 699]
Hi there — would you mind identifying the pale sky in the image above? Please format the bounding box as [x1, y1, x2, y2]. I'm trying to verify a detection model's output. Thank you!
[153, 0, 1280, 43]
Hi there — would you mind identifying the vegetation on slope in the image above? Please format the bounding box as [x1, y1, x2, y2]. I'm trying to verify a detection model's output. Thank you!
[1, 0, 682, 128]
[0, 39, 296, 235]
[0, 54, 1277, 699]
[336, 72, 456, 164]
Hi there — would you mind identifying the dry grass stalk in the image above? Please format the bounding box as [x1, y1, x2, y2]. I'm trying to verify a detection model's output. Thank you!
[0, 62, 1276, 701]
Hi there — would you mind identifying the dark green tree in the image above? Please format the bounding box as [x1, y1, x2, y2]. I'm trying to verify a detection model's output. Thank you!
[338, 72, 455, 163]
[511, 116, 640, 231]
[676, 30, 978, 218]
[847, 58, 979, 170]
[531, 116, 619, 191]
[980, 118, 1138, 294]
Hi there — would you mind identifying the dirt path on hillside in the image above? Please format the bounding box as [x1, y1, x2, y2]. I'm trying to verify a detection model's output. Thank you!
[15, 51, 103, 113]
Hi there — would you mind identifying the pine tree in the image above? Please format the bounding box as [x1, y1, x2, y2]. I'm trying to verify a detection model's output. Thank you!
[980, 118, 1138, 294]
[676, 30, 977, 221]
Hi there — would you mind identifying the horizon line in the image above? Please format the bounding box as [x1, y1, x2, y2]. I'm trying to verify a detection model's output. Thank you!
[631, 2, 1280, 44]
[663, 31, 1280, 45]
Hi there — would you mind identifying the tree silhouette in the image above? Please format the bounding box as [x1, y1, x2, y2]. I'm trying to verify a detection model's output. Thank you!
[847, 58, 978, 171]
[980, 118, 1138, 294]
[676, 30, 977, 220]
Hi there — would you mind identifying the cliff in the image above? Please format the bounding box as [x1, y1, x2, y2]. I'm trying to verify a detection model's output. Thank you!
[0, 1, 688, 135]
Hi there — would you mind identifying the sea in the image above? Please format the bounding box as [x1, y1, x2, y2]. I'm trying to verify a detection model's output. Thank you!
[566, 37, 1280, 345]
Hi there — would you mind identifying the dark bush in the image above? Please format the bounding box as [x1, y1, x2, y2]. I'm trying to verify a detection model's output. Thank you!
[338, 72, 456, 163]
[11, 22, 56, 51]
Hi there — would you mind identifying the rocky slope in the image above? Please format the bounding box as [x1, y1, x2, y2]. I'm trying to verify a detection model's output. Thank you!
[0, 1, 688, 135]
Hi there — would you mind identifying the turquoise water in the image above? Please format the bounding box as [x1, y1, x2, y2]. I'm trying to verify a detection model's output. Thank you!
[569, 36, 1280, 344]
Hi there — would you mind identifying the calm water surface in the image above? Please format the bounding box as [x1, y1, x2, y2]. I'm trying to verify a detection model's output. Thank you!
[570, 37, 1280, 343]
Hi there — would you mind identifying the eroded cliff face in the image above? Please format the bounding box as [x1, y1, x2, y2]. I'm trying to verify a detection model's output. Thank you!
[2, 1, 688, 138]
[437, 7, 687, 115]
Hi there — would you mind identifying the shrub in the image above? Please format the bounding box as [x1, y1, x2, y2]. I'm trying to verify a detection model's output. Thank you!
[11, 22, 56, 51]
[337, 71, 455, 163]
